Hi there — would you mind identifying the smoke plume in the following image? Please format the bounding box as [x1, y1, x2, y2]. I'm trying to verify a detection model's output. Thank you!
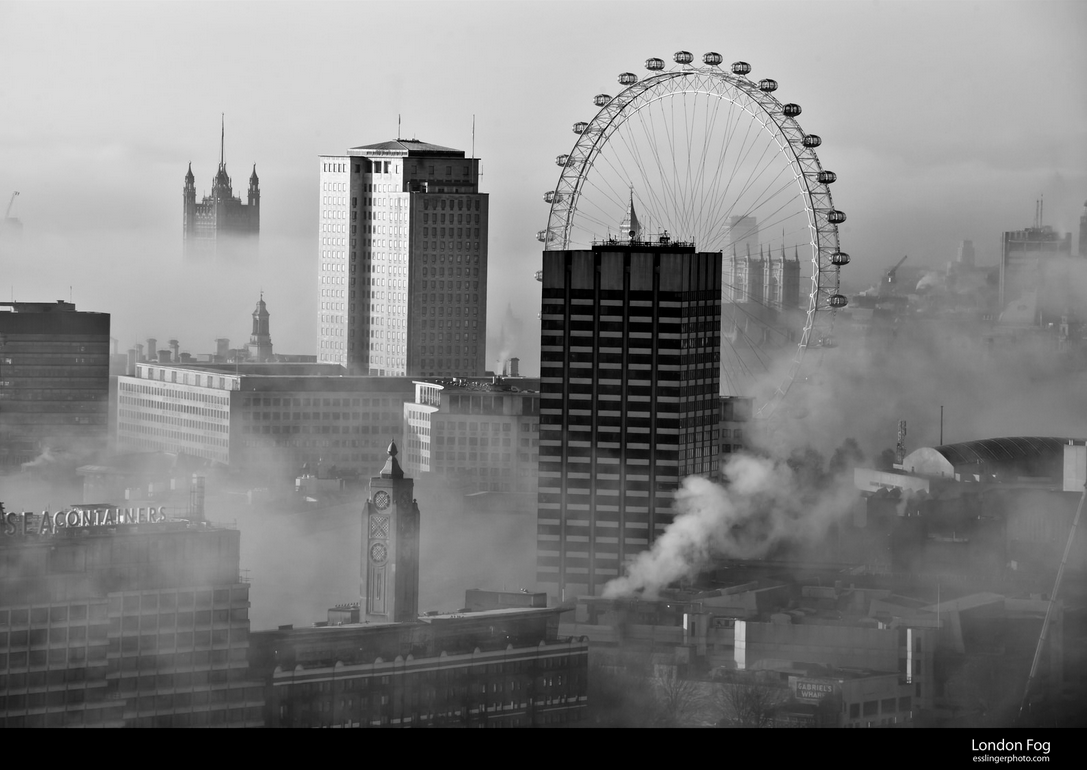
[603, 450, 859, 599]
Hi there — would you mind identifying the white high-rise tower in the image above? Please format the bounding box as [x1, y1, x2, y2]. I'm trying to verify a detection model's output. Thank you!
[317, 139, 489, 376]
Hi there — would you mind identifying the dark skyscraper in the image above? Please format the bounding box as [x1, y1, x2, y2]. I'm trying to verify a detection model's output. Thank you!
[0, 301, 110, 467]
[536, 237, 721, 601]
[182, 119, 259, 261]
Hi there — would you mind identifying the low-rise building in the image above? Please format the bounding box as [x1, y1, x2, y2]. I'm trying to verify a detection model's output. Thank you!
[116, 362, 416, 476]
[0, 503, 261, 727]
[402, 378, 540, 494]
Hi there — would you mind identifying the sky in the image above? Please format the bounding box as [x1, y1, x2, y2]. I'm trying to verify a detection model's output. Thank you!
[1, 0, 1085, 375]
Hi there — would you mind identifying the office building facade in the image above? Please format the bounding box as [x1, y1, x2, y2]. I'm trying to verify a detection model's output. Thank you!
[0, 302, 110, 467]
[317, 140, 488, 377]
[999, 224, 1073, 323]
[537, 239, 721, 600]
[402, 379, 540, 495]
[0, 507, 261, 727]
[250, 607, 588, 728]
[116, 362, 414, 474]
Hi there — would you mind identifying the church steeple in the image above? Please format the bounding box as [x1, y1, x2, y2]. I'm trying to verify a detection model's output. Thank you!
[247, 292, 273, 362]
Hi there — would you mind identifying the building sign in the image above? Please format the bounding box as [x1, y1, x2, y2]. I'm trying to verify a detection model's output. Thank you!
[0, 503, 167, 537]
[794, 678, 837, 703]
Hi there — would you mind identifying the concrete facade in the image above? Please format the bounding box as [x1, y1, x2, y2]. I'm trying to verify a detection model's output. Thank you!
[537, 239, 721, 600]
[318, 140, 489, 377]
[403, 379, 540, 495]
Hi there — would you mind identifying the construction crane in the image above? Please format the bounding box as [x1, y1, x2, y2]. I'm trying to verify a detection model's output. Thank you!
[4, 191, 18, 221]
[2, 191, 23, 239]
[884, 255, 907, 286]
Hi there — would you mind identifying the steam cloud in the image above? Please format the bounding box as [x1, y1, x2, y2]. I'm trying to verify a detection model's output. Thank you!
[603, 452, 859, 599]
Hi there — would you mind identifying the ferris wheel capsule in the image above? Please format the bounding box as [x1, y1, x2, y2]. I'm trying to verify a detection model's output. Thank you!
[703, 52, 723, 66]
[758, 79, 778, 92]
[830, 251, 850, 266]
[802, 134, 822, 148]
[828, 294, 848, 308]
[645, 57, 665, 71]
[783, 103, 802, 118]
[618, 72, 638, 85]
[536, 230, 549, 243]
[674, 51, 693, 64]
[572, 121, 589, 134]
[826, 210, 846, 224]
[555, 154, 570, 167]
[543, 191, 560, 204]
[594, 94, 612, 107]
[731, 61, 752, 75]
[817, 171, 837, 184]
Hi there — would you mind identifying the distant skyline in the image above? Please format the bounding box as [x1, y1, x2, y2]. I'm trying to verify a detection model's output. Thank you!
[1, 0, 1085, 375]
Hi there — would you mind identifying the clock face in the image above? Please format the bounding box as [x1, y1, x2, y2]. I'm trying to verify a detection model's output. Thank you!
[373, 490, 391, 510]
[369, 542, 388, 564]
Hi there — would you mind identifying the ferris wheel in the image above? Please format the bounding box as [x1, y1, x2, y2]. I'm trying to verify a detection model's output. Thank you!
[538, 51, 849, 419]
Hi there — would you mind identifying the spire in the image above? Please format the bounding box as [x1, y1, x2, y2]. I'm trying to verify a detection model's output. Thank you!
[379, 441, 404, 479]
[185, 162, 194, 182]
[619, 187, 641, 241]
[220, 113, 225, 169]
[250, 163, 259, 184]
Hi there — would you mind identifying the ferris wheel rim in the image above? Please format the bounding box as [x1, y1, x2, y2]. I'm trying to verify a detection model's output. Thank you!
[539, 60, 845, 419]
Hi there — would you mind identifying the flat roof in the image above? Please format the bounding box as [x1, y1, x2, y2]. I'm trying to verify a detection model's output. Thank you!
[348, 139, 464, 157]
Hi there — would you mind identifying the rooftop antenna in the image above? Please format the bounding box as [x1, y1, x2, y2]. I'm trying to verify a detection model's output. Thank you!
[220, 113, 225, 168]
[472, 114, 475, 160]
[398, 114, 401, 141]
[1040, 194, 1044, 228]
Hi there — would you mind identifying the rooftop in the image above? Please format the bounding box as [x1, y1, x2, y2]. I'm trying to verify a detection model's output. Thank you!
[348, 139, 464, 158]
[934, 436, 1078, 473]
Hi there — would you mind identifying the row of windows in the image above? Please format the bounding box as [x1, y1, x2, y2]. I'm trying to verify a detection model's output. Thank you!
[245, 396, 396, 408]
[422, 212, 481, 224]
[420, 197, 480, 211]
[245, 411, 398, 423]
[847, 696, 912, 719]
[422, 241, 482, 253]
[422, 226, 481, 238]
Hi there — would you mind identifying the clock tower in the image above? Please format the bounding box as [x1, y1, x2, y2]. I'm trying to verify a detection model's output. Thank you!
[363, 441, 420, 623]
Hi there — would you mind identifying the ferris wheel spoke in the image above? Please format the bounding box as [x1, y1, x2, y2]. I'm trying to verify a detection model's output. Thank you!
[544, 58, 845, 417]
[693, 95, 729, 248]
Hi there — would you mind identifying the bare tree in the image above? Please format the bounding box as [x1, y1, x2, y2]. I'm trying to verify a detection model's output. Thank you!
[714, 680, 790, 727]
[651, 668, 709, 727]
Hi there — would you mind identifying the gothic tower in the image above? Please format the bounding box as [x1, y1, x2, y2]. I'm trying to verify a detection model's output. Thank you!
[362, 442, 420, 623]
[248, 165, 260, 232]
[183, 163, 196, 243]
[183, 116, 260, 261]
